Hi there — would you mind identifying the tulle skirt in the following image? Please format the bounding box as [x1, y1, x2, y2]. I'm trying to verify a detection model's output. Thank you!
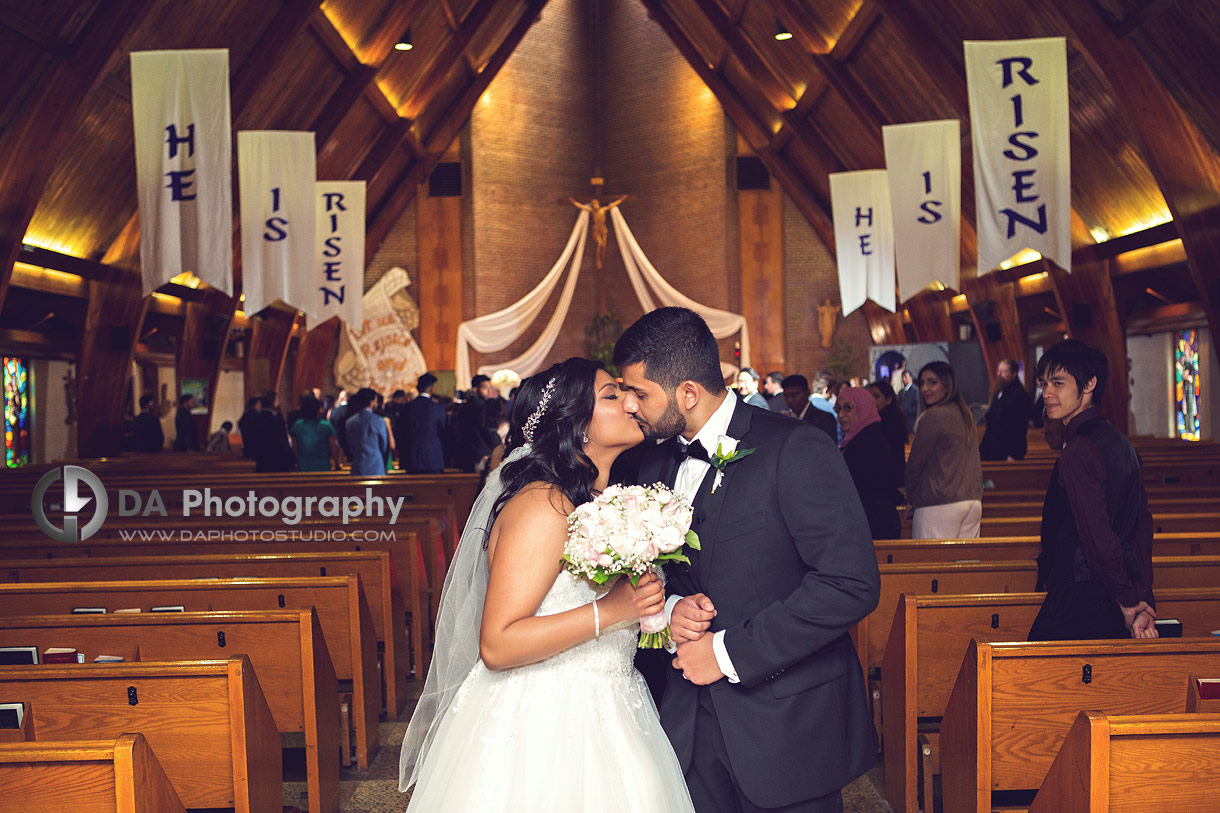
[405, 659, 694, 812]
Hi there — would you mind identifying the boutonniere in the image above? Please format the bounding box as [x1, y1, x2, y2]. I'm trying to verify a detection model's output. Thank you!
[710, 435, 755, 493]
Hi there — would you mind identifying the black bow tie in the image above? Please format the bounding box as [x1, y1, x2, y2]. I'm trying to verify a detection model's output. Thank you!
[674, 439, 711, 464]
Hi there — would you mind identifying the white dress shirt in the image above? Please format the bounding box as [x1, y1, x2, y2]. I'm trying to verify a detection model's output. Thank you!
[666, 392, 741, 683]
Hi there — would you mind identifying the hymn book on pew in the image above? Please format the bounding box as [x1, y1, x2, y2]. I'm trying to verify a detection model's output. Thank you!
[71, 607, 106, 614]
[0, 703, 23, 729]
[151, 605, 186, 612]
[93, 655, 124, 663]
[1198, 678, 1220, 700]
[0, 646, 38, 665]
[42, 647, 80, 664]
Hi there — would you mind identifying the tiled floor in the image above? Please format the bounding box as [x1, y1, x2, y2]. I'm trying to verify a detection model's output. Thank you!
[284, 681, 893, 812]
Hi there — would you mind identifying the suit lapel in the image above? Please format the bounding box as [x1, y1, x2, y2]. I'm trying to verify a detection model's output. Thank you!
[692, 403, 754, 585]
[639, 438, 680, 488]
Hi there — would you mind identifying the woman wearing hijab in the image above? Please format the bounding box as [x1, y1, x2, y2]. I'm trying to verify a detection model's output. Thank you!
[835, 386, 902, 540]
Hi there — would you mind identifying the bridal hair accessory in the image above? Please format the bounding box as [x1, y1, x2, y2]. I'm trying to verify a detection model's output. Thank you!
[521, 376, 557, 444]
[562, 483, 701, 649]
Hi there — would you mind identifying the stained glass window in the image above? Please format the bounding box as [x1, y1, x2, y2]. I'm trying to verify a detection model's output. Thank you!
[3, 357, 30, 468]
[1174, 330, 1201, 441]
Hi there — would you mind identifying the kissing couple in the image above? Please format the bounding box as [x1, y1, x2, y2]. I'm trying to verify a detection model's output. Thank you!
[400, 307, 880, 812]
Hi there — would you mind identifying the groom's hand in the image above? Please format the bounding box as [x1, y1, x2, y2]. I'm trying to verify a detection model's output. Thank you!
[672, 636, 724, 685]
[670, 594, 716, 645]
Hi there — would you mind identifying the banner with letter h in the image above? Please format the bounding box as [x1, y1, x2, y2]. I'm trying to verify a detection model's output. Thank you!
[130, 49, 232, 296]
[883, 119, 961, 301]
[966, 37, 1070, 275]
[830, 170, 896, 316]
[238, 131, 316, 316]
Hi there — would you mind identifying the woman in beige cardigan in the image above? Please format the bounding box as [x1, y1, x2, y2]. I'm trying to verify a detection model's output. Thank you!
[905, 361, 983, 538]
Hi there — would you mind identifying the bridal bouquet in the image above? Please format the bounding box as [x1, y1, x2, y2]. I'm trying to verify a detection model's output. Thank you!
[562, 483, 700, 648]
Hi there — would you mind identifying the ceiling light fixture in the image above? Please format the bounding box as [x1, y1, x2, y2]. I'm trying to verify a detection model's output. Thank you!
[774, 20, 793, 41]
[395, 28, 413, 51]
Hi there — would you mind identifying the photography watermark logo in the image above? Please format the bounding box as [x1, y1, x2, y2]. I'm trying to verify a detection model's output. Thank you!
[32, 465, 109, 543]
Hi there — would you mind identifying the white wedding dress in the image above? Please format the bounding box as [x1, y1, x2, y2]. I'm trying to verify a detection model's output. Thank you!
[405, 570, 695, 812]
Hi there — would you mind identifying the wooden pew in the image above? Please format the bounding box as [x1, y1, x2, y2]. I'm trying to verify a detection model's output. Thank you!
[0, 575, 381, 770]
[1029, 711, 1220, 812]
[0, 609, 339, 813]
[875, 531, 1220, 565]
[0, 658, 281, 812]
[0, 549, 411, 720]
[861, 556, 1220, 670]
[880, 588, 1220, 813]
[981, 510, 1220, 537]
[939, 638, 1220, 813]
[0, 734, 186, 812]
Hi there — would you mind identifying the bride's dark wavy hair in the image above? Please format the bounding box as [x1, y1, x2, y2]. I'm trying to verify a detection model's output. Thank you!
[488, 357, 604, 540]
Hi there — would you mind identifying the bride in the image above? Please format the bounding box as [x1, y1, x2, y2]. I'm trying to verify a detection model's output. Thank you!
[399, 357, 696, 812]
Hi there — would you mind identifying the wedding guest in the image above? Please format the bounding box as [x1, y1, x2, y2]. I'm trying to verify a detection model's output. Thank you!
[781, 374, 836, 442]
[762, 371, 787, 412]
[134, 394, 164, 453]
[205, 421, 233, 452]
[979, 358, 1032, 461]
[290, 396, 340, 472]
[905, 361, 983, 538]
[455, 375, 499, 472]
[345, 388, 389, 476]
[248, 391, 295, 472]
[237, 397, 260, 458]
[836, 387, 902, 540]
[172, 394, 199, 452]
[735, 367, 769, 409]
[407, 373, 446, 474]
[897, 368, 920, 430]
[867, 380, 909, 486]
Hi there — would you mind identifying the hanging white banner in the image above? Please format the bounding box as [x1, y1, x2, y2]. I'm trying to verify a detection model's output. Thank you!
[238, 131, 316, 315]
[882, 119, 961, 300]
[306, 181, 364, 328]
[829, 170, 896, 316]
[130, 49, 232, 296]
[966, 37, 1070, 275]
[342, 268, 428, 396]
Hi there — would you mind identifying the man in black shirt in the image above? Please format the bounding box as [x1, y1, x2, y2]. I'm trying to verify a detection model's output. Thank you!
[133, 394, 163, 452]
[979, 358, 1032, 460]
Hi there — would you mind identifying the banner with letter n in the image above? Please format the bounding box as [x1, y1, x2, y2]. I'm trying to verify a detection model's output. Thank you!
[883, 119, 961, 301]
[130, 49, 232, 296]
[238, 131, 316, 316]
[830, 170, 896, 316]
[304, 181, 365, 328]
[966, 37, 1070, 275]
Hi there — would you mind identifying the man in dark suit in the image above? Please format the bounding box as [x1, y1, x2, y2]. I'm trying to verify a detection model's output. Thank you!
[172, 394, 199, 451]
[762, 371, 788, 412]
[247, 391, 294, 473]
[897, 369, 920, 430]
[979, 358, 1032, 461]
[406, 373, 446, 474]
[615, 307, 879, 813]
[454, 374, 499, 472]
[734, 367, 770, 410]
[781, 374, 837, 443]
[133, 394, 164, 452]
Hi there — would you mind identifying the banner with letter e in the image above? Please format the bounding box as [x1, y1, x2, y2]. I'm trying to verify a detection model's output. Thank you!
[238, 131, 316, 316]
[829, 170, 895, 316]
[305, 181, 365, 328]
[883, 119, 961, 300]
[130, 49, 232, 296]
[966, 37, 1070, 275]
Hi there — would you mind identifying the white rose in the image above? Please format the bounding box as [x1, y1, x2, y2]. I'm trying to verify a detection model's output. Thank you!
[716, 435, 738, 458]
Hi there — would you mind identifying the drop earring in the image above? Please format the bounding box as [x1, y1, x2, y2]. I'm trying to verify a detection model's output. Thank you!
[582, 432, 590, 444]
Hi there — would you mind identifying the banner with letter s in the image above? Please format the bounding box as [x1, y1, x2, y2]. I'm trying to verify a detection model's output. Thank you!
[966, 37, 1070, 275]
[131, 49, 232, 296]
[829, 170, 896, 316]
[304, 181, 364, 328]
[883, 119, 961, 300]
[238, 131, 316, 316]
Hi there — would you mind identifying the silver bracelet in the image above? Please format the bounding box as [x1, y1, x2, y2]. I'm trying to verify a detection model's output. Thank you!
[592, 598, 601, 638]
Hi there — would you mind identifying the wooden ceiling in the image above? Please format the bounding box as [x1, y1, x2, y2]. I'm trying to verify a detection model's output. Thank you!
[2, 0, 1219, 333]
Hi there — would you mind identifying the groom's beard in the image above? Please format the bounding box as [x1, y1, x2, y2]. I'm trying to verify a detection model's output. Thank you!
[636, 394, 686, 441]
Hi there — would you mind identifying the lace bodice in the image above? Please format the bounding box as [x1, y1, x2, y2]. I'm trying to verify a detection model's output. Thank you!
[531, 570, 639, 676]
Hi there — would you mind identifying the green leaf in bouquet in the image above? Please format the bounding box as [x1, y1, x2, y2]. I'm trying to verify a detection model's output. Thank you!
[685, 529, 701, 550]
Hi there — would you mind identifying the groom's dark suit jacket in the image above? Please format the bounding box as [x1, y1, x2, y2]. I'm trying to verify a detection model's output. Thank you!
[638, 402, 880, 807]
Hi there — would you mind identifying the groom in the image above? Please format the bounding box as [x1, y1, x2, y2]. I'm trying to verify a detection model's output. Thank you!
[614, 307, 879, 813]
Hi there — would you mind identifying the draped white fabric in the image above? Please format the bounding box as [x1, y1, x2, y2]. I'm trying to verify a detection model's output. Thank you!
[308, 181, 364, 329]
[454, 211, 589, 387]
[966, 37, 1071, 275]
[882, 120, 961, 300]
[130, 49, 232, 296]
[610, 208, 751, 370]
[830, 170, 896, 316]
[238, 131, 316, 316]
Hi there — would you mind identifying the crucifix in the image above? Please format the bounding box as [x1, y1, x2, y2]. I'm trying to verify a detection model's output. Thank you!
[568, 170, 630, 312]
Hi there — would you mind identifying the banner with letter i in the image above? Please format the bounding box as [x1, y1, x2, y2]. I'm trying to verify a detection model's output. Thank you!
[882, 119, 961, 300]
[131, 49, 232, 296]
[238, 131, 316, 315]
[966, 37, 1070, 275]
[829, 170, 896, 316]
[304, 181, 365, 328]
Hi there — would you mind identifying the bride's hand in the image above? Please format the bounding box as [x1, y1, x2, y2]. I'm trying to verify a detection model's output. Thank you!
[603, 572, 666, 625]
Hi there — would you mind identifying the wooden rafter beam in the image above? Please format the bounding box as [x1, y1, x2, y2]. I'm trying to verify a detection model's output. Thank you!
[399, 0, 503, 120]
[866, 0, 969, 117]
[232, 0, 323, 114]
[692, 0, 795, 111]
[365, 0, 549, 262]
[0, 0, 151, 313]
[360, 0, 426, 66]
[312, 64, 380, 155]
[1054, 1, 1220, 351]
